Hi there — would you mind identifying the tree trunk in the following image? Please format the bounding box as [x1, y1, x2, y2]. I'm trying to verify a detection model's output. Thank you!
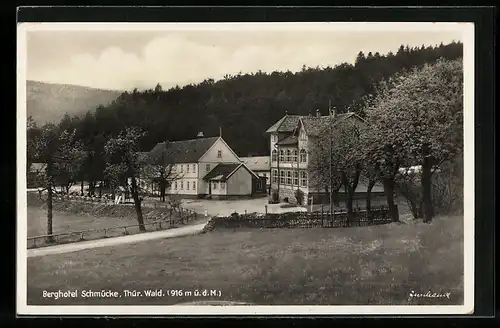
[366, 178, 376, 212]
[383, 177, 399, 222]
[46, 159, 54, 243]
[160, 179, 166, 202]
[130, 176, 146, 231]
[422, 158, 434, 223]
[80, 180, 84, 196]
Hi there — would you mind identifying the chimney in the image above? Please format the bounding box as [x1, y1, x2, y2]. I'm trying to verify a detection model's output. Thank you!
[316, 109, 321, 117]
[197, 131, 204, 138]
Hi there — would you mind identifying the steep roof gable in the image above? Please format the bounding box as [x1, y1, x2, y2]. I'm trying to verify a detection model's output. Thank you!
[265, 115, 302, 133]
[148, 136, 219, 164]
[298, 112, 365, 137]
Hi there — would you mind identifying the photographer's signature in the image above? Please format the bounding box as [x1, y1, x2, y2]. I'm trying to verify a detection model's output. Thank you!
[408, 290, 451, 301]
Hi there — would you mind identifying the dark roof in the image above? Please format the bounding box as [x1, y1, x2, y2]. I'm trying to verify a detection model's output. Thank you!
[203, 163, 241, 181]
[148, 136, 219, 164]
[277, 135, 298, 146]
[265, 115, 302, 133]
[300, 113, 363, 137]
[239, 156, 270, 171]
[266, 113, 362, 135]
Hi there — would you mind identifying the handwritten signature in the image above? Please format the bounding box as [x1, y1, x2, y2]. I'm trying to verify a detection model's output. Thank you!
[408, 290, 451, 301]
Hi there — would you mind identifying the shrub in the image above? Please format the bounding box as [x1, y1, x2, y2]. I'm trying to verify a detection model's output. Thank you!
[295, 189, 304, 206]
[270, 190, 279, 203]
[432, 155, 463, 215]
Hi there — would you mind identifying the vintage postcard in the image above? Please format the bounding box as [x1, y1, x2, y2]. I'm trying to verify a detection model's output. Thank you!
[17, 22, 474, 316]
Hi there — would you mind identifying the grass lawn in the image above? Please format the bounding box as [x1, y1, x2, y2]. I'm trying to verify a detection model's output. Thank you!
[27, 215, 464, 306]
[27, 206, 142, 238]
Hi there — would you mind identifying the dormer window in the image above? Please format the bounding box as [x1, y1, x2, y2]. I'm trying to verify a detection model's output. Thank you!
[217, 150, 222, 158]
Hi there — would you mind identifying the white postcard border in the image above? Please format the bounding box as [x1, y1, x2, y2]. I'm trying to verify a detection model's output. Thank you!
[17, 21, 475, 316]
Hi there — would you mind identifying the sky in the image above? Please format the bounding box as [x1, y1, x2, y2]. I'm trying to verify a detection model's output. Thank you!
[22, 23, 466, 91]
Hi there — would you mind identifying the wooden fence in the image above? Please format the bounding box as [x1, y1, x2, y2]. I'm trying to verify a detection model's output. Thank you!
[27, 199, 198, 249]
[205, 205, 397, 231]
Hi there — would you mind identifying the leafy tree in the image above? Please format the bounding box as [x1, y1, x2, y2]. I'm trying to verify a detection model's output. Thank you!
[104, 127, 148, 231]
[32, 123, 83, 242]
[311, 114, 364, 215]
[363, 58, 463, 223]
[141, 141, 184, 202]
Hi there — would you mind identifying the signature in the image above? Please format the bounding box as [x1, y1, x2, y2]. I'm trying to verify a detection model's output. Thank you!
[408, 290, 451, 301]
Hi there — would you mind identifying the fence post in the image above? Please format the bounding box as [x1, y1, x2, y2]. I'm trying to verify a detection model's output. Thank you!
[265, 205, 268, 215]
[124, 227, 128, 235]
[80, 232, 84, 241]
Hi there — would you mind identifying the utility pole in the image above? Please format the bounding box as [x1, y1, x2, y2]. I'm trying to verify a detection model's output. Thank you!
[329, 99, 334, 217]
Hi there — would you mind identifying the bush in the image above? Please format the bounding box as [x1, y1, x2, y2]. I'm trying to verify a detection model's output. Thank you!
[270, 191, 279, 203]
[295, 189, 304, 206]
[432, 155, 463, 215]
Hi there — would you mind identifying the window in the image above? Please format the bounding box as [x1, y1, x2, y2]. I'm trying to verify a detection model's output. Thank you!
[174, 181, 178, 190]
[300, 149, 307, 163]
[212, 181, 217, 190]
[193, 164, 196, 173]
[286, 170, 292, 185]
[192, 181, 196, 190]
[217, 150, 222, 158]
[285, 149, 291, 162]
[180, 181, 184, 190]
[180, 165, 184, 173]
[280, 170, 285, 184]
[292, 149, 298, 162]
[271, 149, 277, 162]
[206, 164, 211, 172]
[272, 169, 278, 183]
[300, 171, 308, 187]
[221, 182, 225, 190]
[293, 171, 299, 186]
[279, 150, 284, 162]
[187, 165, 190, 173]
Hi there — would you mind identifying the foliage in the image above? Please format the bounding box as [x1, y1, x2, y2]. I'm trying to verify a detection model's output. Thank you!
[432, 154, 464, 215]
[294, 188, 304, 206]
[270, 190, 279, 203]
[104, 127, 148, 231]
[363, 58, 463, 222]
[104, 127, 147, 186]
[309, 117, 364, 213]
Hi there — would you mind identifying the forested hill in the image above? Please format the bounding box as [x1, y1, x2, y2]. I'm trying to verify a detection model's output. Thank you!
[62, 42, 463, 157]
[27, 80, 122, 124]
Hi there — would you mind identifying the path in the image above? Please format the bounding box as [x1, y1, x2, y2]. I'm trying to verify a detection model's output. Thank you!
[27, 221, 208, 258]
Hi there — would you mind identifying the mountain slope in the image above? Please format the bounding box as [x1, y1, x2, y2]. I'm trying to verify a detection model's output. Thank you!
[26, 80, 122, 124]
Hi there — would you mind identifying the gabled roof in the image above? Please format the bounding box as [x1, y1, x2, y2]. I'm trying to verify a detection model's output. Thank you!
[265, 115, 302, 133]
[203, 163, 260, 181]
[148, 136, 219, 164]
[299, 112, 364, 137]
[239, 156, 270, 171]
[266, 112, 364, 136]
